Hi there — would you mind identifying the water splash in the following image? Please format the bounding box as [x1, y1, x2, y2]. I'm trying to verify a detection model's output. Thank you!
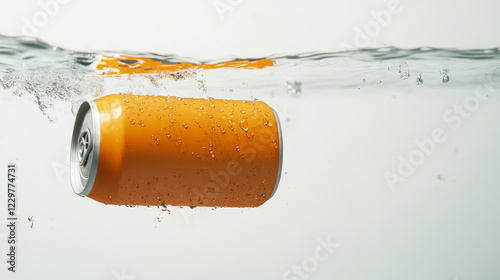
[0, 35, 499, 122]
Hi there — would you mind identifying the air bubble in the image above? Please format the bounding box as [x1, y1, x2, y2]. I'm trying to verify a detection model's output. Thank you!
[399, 62, 410, 80]
[286, 80, 302, 97]
[441, 70, 450, 83]
[416, 73, 423, 85]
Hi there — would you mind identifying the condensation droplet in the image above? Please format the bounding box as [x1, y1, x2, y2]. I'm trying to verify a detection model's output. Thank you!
[239, 119, 249, 132]
[182, 123, 188, 129]
[129, 119, 135, 125]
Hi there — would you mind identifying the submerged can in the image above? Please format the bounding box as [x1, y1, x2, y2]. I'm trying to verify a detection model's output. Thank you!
[70, 94, 282, 208]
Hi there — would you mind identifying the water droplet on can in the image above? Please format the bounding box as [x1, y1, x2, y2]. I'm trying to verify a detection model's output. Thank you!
[239, 119, 249, 132]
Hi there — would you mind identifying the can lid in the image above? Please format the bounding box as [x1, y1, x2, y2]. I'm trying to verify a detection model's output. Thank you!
[70, 101, 100, 196]
[270, 108, 283, 199]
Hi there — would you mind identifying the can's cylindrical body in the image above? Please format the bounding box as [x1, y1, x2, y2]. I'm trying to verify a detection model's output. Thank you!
[70, 94, 282, 208]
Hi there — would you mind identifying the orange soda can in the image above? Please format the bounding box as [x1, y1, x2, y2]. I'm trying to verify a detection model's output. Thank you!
[70, 94, 282, 208]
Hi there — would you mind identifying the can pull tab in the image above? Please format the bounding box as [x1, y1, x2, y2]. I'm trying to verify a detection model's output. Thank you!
[78, 128, 92, 166]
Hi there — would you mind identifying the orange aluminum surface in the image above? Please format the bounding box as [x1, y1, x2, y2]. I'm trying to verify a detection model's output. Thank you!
[88, 94, 280, 208]
[96, 55, 274, 75]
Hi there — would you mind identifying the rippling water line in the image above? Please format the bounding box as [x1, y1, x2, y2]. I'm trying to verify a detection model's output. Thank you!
[0, 35, 499, 122]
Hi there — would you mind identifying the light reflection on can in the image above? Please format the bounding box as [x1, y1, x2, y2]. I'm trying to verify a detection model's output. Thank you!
[70, 94, 282, 208]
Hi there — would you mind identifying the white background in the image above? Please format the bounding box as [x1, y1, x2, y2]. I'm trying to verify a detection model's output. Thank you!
[0, 1, 500, 280]
[0, 0, 499, 58]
